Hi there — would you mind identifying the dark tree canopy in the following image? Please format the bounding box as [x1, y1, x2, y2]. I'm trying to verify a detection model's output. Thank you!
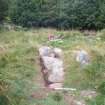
[0, 0, 9, 22]
[9, 0, 105, 29]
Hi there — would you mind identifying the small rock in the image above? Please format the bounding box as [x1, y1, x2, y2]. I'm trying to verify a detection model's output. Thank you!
[42, 56, 64, 83]
[74, 49, 90, 66]
[39, 46, 52, 56]
[74, 100, 86, 105]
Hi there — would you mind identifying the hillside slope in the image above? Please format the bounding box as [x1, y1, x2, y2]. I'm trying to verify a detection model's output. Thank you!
[0, 28, 105, 105]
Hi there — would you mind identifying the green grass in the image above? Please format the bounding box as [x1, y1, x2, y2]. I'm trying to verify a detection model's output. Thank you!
[87, 95, 105, 105]
[0, 28, 105, 105]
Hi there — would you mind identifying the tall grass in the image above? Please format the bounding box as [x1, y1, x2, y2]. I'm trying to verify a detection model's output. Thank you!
[0, 28, 105, 105]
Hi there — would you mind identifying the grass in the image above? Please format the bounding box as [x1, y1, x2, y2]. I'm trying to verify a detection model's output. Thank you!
[0, 28, 105, 105]
[87, 95, 105, 105]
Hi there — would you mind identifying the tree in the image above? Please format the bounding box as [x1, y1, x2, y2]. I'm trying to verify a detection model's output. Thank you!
[0, 0, 9, 22]
[9, 0, 105, 29]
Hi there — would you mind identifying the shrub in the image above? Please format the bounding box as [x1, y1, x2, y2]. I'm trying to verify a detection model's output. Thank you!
[52, 92, 62, 102]
[98, 81, 105, 95]
[9, 0, 105, 29]
[0, 0, 9, 22]
[0, 95, 10, 105]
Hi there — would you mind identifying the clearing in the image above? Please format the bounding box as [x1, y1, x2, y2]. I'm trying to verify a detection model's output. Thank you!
[0, 28, 105, 105]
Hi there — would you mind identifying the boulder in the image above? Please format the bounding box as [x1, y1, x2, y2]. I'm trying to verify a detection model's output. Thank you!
[42, 56, 64, 83]
[75, 49, 90, 65]
[39, 46, 64, 87]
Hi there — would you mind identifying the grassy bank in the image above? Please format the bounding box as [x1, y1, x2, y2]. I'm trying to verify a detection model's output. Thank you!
[0, 28, 105, 105]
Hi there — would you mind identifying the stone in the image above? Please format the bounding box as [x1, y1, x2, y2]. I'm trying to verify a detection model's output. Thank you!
[39, 46, 52, 57]
[42, 56, 64, 83]
[39, 46, 64, 88]
[42, 56, 54, 70]
[49, 83, 63, 89]
[75, 101, 86, 105]
[75, 49, 90, 65]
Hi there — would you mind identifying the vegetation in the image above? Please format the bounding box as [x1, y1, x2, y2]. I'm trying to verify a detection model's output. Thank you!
[8, 0, 105, 29]
[0, 0, 105, 105]
[0, 28, 105, 105]
[0, 0, 9, 22]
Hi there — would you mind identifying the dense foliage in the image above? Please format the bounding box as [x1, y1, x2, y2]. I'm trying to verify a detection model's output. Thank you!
[0, 0, 9, 22]
[9, 0, 105, 29]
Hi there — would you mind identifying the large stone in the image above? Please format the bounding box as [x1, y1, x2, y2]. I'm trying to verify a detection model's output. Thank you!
[42, 56, 54, 70]
[48, 83, 63, 89]
[39, 46, 64, 86]
[42, 56, 64, 83]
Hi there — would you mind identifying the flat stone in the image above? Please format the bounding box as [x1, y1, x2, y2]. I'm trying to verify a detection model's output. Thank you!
[48, 83, 63, 89]
[39, 46, 64, 86]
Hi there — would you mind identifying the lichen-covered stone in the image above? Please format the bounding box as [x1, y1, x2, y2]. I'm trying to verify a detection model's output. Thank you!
[39, 46, 64, 87]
